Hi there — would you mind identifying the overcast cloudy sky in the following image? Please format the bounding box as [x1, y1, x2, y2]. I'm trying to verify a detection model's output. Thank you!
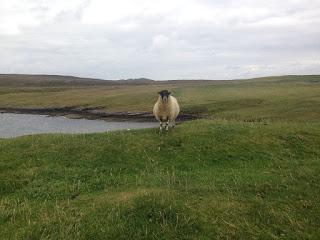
[1, 0, 320, 80]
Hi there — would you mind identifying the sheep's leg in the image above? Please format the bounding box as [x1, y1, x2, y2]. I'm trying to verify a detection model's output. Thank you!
[172, 120, 176, 128]
[165, 120, 169, 131]
[159, 121, 163, 132]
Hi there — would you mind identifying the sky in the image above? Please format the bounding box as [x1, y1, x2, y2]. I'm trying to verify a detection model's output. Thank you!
[0, 0, 320, 80]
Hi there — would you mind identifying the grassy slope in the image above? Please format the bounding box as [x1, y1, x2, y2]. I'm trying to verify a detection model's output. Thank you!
[1, 75, 320, 239]
[0, 75, 320, 122]
[1, 121, 320, 239]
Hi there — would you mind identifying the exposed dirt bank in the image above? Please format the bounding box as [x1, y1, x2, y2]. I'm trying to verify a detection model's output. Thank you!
[0, 107, 199, 122]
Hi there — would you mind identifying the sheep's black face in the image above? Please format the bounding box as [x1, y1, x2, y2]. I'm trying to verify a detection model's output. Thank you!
[158, 90, 171, 102]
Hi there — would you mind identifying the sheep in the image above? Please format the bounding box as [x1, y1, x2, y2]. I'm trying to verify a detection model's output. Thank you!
[153, 90, 180, 131]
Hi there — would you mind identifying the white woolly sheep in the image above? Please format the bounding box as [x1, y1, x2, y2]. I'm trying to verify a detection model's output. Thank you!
[153, 90, 180, 131]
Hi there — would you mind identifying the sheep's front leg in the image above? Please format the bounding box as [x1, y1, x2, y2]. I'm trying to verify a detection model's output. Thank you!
[165, 120, 169, 131]
[159, 121, 163, 132]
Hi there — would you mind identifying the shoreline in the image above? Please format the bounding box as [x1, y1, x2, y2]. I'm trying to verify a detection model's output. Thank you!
[0, 107, 199, 122]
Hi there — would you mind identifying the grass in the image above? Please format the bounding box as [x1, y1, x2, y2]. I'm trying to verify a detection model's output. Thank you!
[1, 120, 320, 239]
[1, 75, 320, 239]
[0, 75, 320, 122]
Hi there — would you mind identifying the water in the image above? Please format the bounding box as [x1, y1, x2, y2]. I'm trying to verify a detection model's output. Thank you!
[0, 113, 157, 138]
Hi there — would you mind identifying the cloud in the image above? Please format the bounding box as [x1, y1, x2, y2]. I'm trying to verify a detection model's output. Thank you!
[0, 0, 319, 79]
[152, 35, 170, 49]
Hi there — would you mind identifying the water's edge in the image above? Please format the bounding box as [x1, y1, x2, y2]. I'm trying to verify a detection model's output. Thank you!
[0, 113, 158, 138]
[0, 107, 198, 122]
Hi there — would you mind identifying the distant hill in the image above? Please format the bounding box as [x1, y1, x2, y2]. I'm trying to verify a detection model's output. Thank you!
[0, 74, 156, 87]
[118, 78, 154, 84]
[0, 74, 319, 87]
[0, 74, 217, 87]
[0, 74, 115, 87]
[239, 75, 320, 83]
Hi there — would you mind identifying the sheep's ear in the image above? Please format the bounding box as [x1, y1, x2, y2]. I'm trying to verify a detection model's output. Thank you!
[158, 91, 161, 94]
[168, 91, 171, 95]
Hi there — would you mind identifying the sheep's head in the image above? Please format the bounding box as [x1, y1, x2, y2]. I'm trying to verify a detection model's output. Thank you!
[158, 90, 171, 102]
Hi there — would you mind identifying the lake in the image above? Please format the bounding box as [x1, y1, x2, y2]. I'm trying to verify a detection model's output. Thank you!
[0, 113, 157, 138]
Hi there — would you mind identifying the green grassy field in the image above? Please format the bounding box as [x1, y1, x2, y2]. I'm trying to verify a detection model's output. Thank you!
[1, 75, 320, 239]
[1, 75, 320, 122]
[1, 121, 320, 239]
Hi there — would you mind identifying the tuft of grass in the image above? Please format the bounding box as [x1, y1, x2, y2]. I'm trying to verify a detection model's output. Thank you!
[80, 192, 201, 239]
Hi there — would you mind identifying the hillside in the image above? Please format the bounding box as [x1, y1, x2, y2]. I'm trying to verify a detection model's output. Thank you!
[1, 120, 319, 239]
[0, 74, 111, 86]
[0, 74, 158, 87]
[1, 74, 320, 239]
[0, 74, 319, 122]
[1, 74, 320, 87]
